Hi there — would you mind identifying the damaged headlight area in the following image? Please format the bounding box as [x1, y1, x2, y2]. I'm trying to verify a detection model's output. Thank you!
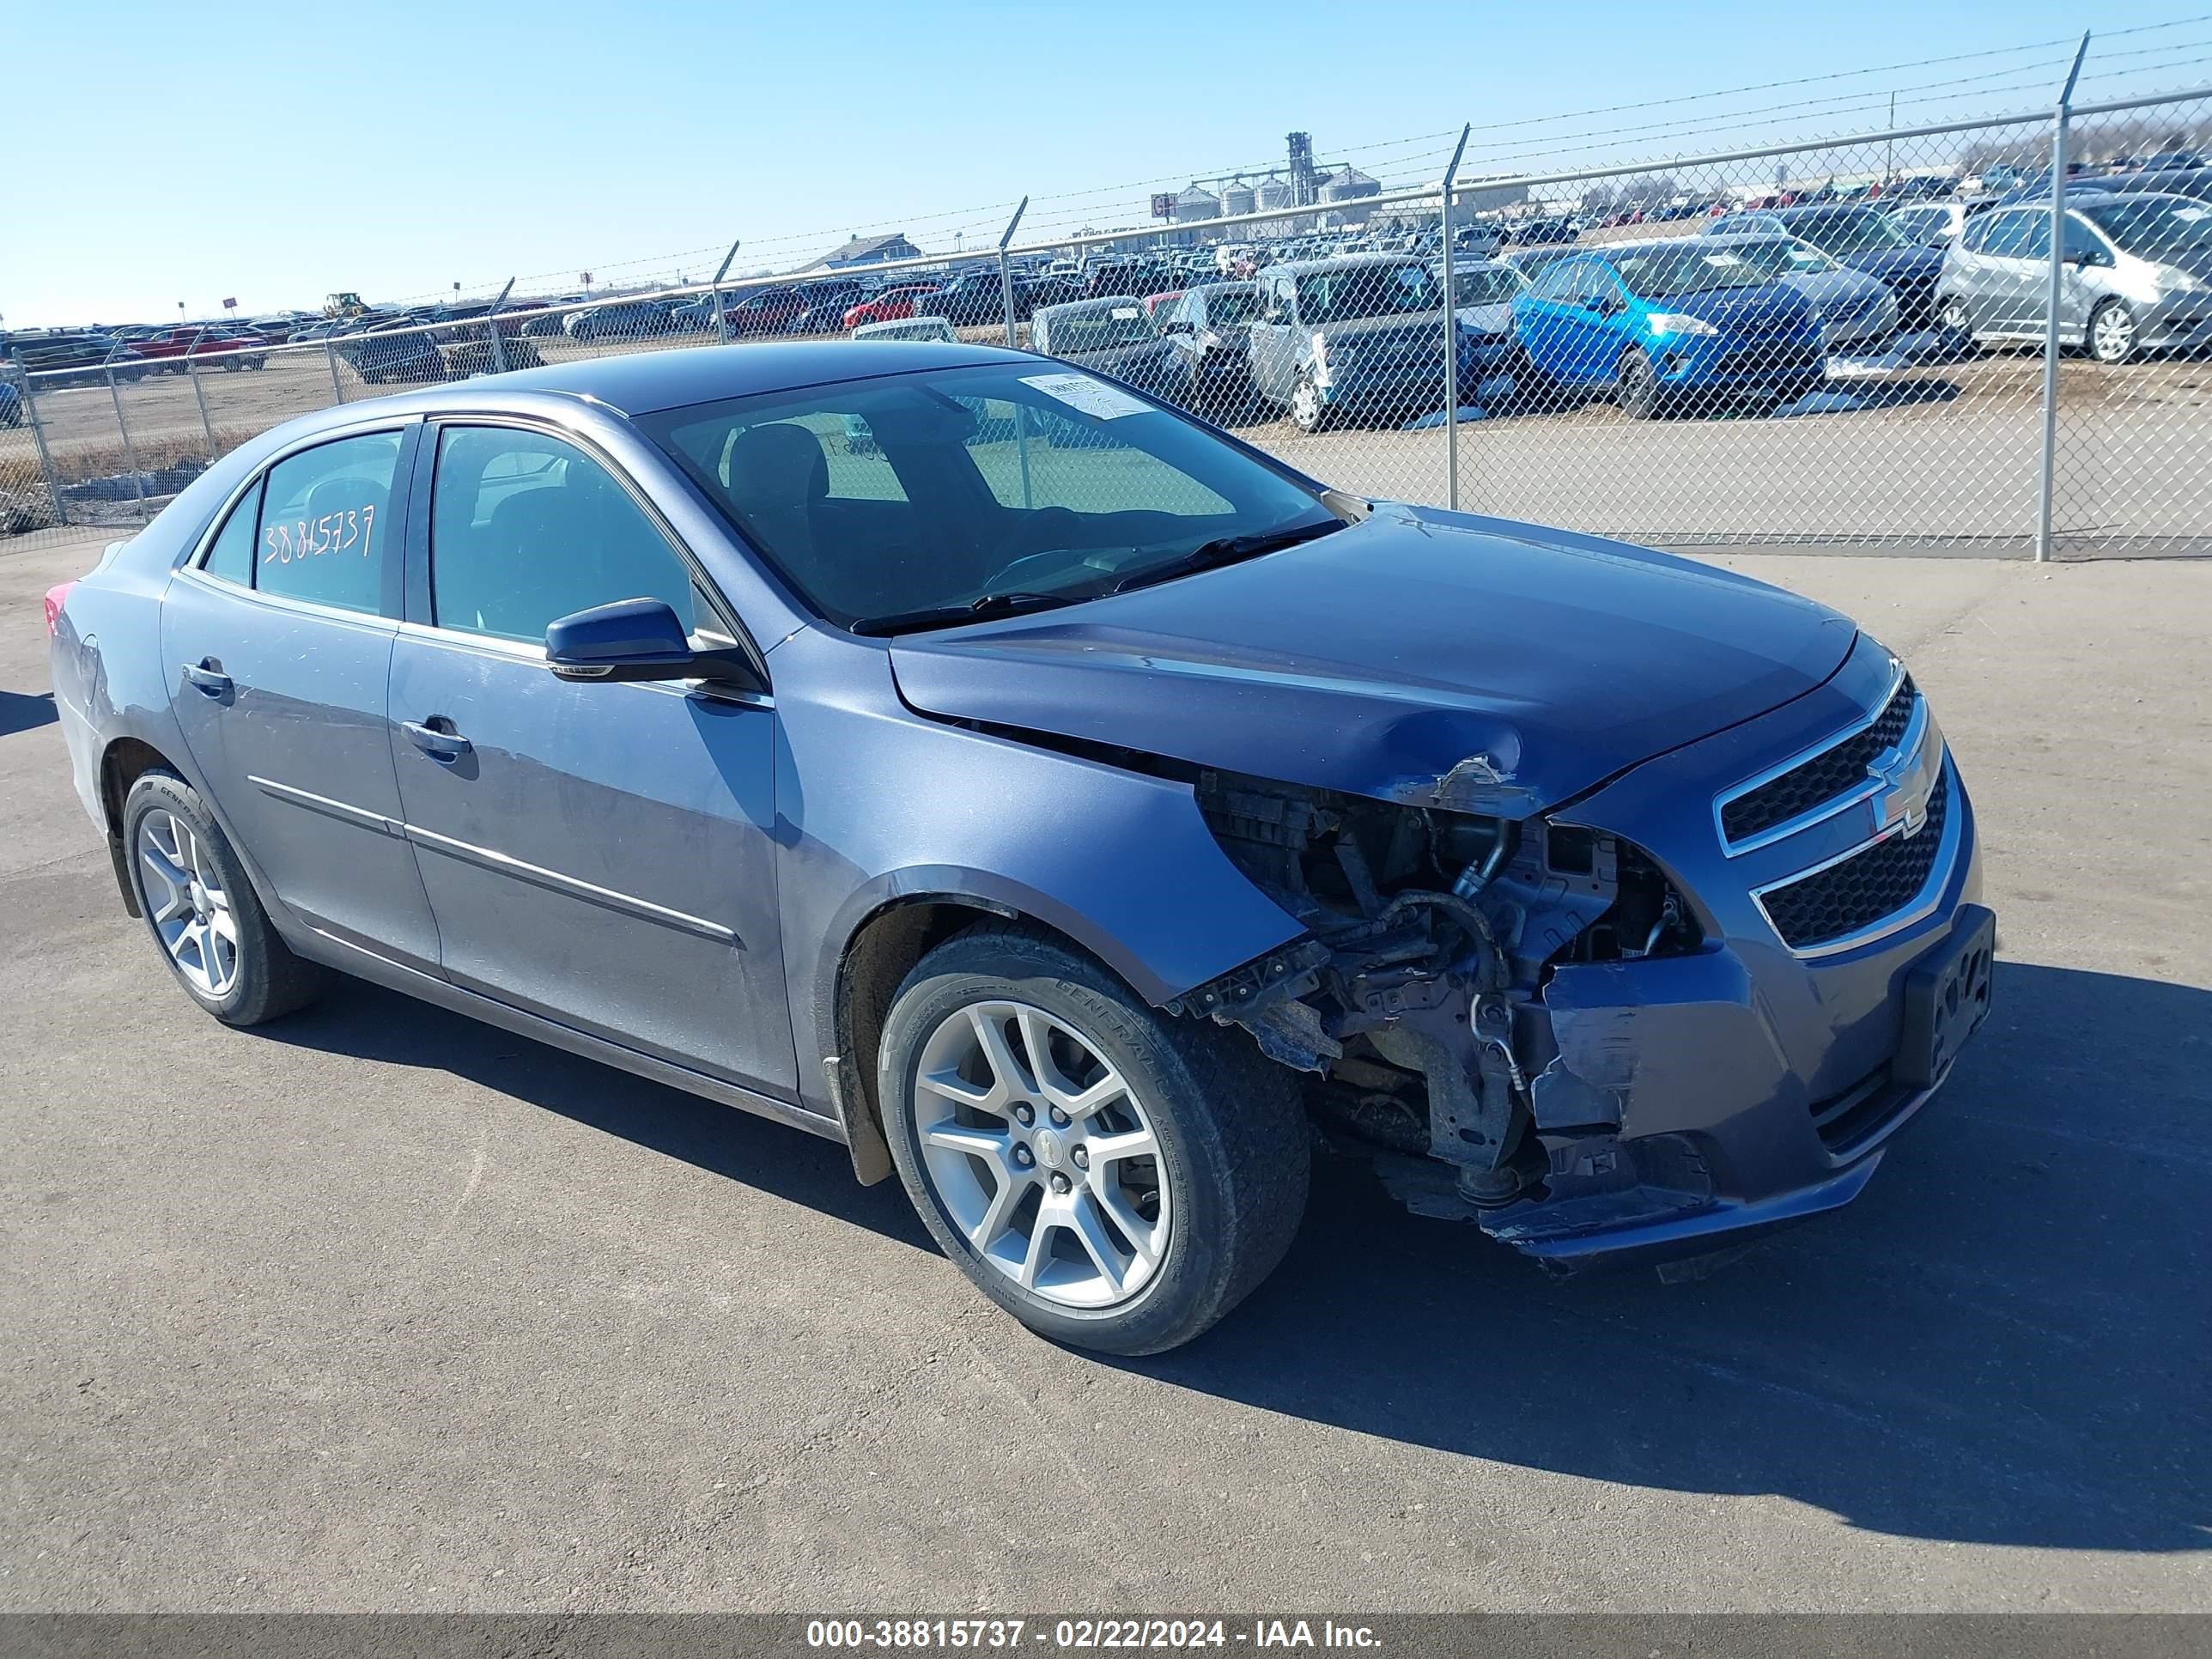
[1166, 769, 1705, 1238]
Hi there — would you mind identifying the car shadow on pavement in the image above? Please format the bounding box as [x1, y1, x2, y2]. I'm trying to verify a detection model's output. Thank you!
[264, 958, 2207, 1553]
[0, 689, 58, 737]
[264, 981, 933, 1249]
[1130, 958, 2212, 1555]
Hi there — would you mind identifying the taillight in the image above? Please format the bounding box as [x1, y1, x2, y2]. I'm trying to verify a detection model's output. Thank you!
[44, 581, 76, 638]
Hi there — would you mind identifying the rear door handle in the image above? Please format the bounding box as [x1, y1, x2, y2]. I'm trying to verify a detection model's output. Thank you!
[401, 719, 472, 762]
[179, 660, 232, 697]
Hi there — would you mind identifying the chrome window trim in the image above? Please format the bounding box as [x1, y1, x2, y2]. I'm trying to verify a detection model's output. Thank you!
[1748, 752, 1962, 960]
[185, 414, 422, 578]
[1713, 658, 1912, 857]
[173, 563, 401, 633]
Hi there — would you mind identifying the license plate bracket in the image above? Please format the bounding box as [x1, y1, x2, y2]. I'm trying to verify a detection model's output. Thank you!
[1896, 903, 1996, 1089]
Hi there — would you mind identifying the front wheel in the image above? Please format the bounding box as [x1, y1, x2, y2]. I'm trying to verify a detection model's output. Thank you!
[878, 926, 1309, 1356]
[1936, 295, 1978, 356]
[1288, 374, 1329, 434]
[1616, 347, 1662, 419]
[2088, 299, 2139, 365]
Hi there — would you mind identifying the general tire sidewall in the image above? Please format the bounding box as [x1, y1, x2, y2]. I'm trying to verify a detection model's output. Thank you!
[122, 772, 261, 1022]
[878, 946, 1246, 1353]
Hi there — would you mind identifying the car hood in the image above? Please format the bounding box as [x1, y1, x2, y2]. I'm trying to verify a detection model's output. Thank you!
[886, 504, 1856, 817]
[1835, 245, 1945, 286]
[1661, 283, 1815, 331]
[1062, 338, 1181, 379]
[1454, 301, 1517, 337]
[1778, 267, 1889, 309]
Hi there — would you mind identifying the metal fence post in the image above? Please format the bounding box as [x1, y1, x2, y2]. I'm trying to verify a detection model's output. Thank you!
[104, 362, 149, 523]
[2036, 33, 2090, 563]
[1438, 124, 1470, 512]
[998, 197, 1030, 349]
[486, 277, 515, 374]
[185, 328, 216, 457]
[711, 240, 741, 345]
[16, 372, 70, 527]
[326, 341, 347, 404]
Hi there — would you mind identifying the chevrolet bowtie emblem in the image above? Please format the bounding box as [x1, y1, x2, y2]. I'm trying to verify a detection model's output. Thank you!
[1870, 744, 1936, 839]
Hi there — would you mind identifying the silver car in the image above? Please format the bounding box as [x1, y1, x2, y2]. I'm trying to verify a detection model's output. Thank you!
[1886, 202, 1970, 248]
[1936, 191, 2212, 363]
[1696, 234, 1900, 351]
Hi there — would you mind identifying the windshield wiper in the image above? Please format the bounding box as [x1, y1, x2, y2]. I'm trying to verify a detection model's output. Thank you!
[848, 590, 1078, 636]
[1110, 517, 1346, 594]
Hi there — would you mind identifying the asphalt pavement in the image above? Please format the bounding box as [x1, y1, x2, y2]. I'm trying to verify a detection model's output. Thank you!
[2, 532, 2207, 1612]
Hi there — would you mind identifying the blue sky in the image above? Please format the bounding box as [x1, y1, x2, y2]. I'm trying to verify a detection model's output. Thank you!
[8, 0, 2207, 325]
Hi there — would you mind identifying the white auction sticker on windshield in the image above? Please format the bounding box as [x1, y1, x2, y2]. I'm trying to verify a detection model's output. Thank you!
[1110, 306, 1142, 319]
[1020, 372, 1153, 420]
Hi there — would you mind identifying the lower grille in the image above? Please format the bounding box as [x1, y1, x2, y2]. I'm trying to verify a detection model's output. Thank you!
[1759, 769, 1950, 951]
[1808, 1063, 1911, 1154]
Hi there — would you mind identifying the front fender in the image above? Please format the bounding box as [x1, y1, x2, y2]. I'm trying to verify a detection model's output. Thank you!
[769, 628, 1306, 1117]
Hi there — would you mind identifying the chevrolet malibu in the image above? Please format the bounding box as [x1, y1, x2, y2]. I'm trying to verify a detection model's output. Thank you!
[45, 343, 1994, 1355]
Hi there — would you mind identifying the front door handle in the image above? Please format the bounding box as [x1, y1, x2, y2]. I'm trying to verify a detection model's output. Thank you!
[402, 719, 472, 763]
[179, 659, 232, 697]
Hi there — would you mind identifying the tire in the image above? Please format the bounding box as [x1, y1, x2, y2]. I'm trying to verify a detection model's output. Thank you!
[1616, 347, 1662, 419]
[2088, 299, 2139, 366]
[1936, 295, 1979, 356]
[1288, 374, 1329, 434]
[878, 923, 1310, 1356]
[121, 770, 328, 1027]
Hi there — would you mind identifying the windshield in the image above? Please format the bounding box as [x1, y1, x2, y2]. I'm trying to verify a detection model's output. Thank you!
[1296, 263, 1442, 322]
[1200, 287, 1259, 325]
[1048, 304, 1158, 350]
[1786, 208, 1911, 252]
[1609, 246, 1771, 299]
[2081, 195, 2212, 254]
[641, 362, 1337, 632]
[1450, 266, 1525, 305]
[1723, 239, 1838, 276]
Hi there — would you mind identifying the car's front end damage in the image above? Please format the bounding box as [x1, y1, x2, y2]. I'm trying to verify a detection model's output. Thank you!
[884, 505, 1992, 1272]
[1169, 629, 1990, 1269]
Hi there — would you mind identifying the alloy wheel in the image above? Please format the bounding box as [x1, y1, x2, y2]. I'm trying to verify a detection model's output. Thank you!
[910, 1000, 1170, 1310]
[137, 808, 240, 997]
[2091, 302, 2137, 365]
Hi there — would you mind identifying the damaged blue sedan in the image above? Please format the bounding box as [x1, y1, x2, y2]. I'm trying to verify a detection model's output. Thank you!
[46, 342, 1993, 1355]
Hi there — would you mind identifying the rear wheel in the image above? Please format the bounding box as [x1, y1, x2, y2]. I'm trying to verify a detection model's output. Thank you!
[878, 926, 1309, 1356]
[122, 771, 328, 1026]
[1616, 348, 1662, 419]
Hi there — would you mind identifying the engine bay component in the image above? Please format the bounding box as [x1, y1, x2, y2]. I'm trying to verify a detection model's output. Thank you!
[1171, 769, 1699, 1204]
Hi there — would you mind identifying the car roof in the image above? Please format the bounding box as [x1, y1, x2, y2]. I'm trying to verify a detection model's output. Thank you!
[368, 340, 1036, 417]
[1256, 252, 1427, 275]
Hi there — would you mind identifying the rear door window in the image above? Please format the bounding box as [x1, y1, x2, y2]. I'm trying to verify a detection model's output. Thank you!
[200, 483, 260, 586]
[253, 431, 404, 616]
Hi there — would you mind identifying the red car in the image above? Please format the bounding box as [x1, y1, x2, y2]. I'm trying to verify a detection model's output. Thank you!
[842, 286, 941, 331]
[716, 286, 807, 336]
[124, 327, 270, 373]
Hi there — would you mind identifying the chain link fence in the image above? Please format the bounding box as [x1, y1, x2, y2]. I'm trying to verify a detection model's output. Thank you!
[6, 86, 2208, 559]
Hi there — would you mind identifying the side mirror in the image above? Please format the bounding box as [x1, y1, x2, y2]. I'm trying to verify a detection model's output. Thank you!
[544, 598, 757, 689]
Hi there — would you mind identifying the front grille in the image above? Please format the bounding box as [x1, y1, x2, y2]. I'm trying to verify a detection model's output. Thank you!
[1723, 675, 1916, 846]
[1759, 770, 1949, 951]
